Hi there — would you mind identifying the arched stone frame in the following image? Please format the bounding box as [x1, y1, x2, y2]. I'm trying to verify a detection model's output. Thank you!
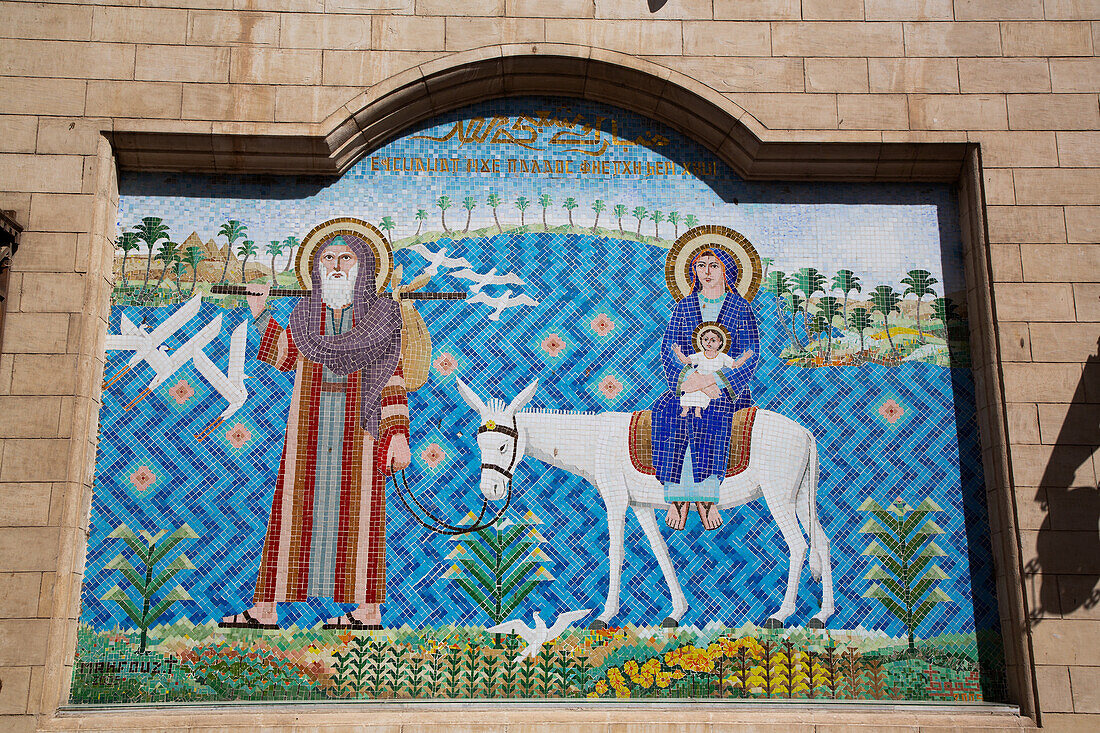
[48, 46, 1033, 728]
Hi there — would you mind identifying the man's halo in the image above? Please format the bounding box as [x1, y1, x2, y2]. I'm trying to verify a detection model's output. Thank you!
[665, 225, 762, 302]
[294, 217, 393, 292]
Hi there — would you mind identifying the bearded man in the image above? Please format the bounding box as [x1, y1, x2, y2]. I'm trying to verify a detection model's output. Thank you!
[220, 233, 411, 630]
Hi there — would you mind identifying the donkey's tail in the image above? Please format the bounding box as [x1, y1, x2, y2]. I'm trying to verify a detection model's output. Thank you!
[802, 429, 824, 582]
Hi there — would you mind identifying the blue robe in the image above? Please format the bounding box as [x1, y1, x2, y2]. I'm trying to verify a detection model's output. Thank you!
[651, 289, 760, 486]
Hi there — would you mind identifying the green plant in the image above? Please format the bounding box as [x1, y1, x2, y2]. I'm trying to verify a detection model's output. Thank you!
[181, 245, 206, 293]
[667, 210, 681, 238]
[133, 217, 171, 292]
[783, 290, 806, 351]
[265, 240, 284, 285]
[538, 193, 552, 227]
[100, 524, 197, 653]
[379, 216, 397, 238]
[649, 209, 664, 239]
[591, 199, 606, 232]
[901, 269, 938, 342]
[860, 498, 953, 651]
[116, 230, 141, 284]
[869, 285, 902, 354]
[792, 267, 826, 338]
[832, 269, 862, 324]
[632, 206, 647, 235]
[514, 197, 529, 227]
[436, 195, 452, 233]
[486, 193, 502, 232]
[462, 195, 477, 233]
[847, 307, 874, 353]
[237, 239, 257, 282]
[216, 219, 247, 283]
[814, 296, 843, 361]
[613, 203, 627, 233]
[684, 213, 698, 229]
[281, 235, 300, 272]
[562, 196, 578, 227]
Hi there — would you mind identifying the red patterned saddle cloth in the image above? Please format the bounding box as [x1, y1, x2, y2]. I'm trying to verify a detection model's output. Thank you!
[628, 406, 757, 478]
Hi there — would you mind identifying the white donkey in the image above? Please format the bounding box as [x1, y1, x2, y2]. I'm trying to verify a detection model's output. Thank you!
[455, 378, 834, 630]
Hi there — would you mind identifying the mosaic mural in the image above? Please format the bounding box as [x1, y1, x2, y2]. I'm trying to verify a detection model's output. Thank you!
[71, 97, 1006, 705]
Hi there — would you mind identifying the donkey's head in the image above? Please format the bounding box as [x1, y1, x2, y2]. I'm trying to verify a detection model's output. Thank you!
[455, 378, 539, 501]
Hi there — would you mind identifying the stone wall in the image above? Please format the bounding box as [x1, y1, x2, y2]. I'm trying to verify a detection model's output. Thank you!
[0, 1, 1096, 731]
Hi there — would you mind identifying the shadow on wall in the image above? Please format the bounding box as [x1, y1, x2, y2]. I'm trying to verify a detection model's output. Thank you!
[1027, 336, 1100, 623]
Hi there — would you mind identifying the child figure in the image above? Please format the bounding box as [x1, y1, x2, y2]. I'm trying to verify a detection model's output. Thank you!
[672, 324, 753, 417]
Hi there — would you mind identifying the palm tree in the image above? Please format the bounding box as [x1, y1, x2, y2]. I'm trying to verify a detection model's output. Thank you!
[632, 206, 647, 235]
[152, 240, 179, 293]
[784, 291, 806, 351]
[538, 193, 552, 227]
[281, 236, 299, 272]
[237, 239, 257, 282]
[848, 307, 874, 354]
[792, 267, 827, 339]
[764, 270, 800, 351]
[761, 257, 773, 280]
[901, 269, 938, 342]
[486, 193, 502, 233]
[870, 285, 902, 354]
[171, 261, 187, 298]
[217, 220, 247, 283]
[591, 199, 606, 232]
[815, 296, 843, 361]
[930, 296, 958, 333]
[116, 230, 141, 285]
[265, 240, 284, 285]
[515, 196, 530, 227]
[613, 204, 627, 234]
[414, 209, 428, 237]
[436, 195, 452, 233]
[684, 214, 698, 229]
[133, 217, 171, 291]
[379, 216, 396, 240]
[462, 195, 477, 233]
[181, 245, 205, 294]
[667, 211, 681, 238]
[650, 210, 665, 239]
[563, 197, 578, 227]
[832, 269, 862, 324]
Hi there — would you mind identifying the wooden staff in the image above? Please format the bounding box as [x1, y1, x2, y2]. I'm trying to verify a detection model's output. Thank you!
[209, 284, 466, 300]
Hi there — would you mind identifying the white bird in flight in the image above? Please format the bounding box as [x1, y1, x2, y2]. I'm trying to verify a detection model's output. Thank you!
[487, 609, 591, 662]
[122, 315, 223, 412]
[467, 289, 539, 321]
[408, 243, 472, 277]
[104, 294, 203, 389]
[193, 320, 250, 441]
[450, 267, 525, 293]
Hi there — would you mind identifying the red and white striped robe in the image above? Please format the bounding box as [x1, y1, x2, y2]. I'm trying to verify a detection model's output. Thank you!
[251, 316, 410, 605]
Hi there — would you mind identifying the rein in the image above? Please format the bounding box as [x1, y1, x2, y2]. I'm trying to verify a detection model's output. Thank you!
[387, 415, 519, 536]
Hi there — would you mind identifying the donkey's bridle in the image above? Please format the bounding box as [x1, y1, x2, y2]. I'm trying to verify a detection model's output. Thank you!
[478, 415, 520, 483]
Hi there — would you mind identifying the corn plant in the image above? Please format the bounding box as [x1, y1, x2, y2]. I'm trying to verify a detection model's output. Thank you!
[860, 498, 953, 651]
[100, 524, 196, 653]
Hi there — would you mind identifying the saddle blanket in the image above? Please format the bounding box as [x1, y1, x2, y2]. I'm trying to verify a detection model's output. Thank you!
[628, 406, 757, 478]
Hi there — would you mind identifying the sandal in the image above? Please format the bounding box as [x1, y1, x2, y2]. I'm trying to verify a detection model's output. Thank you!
[696, 502, 724, 531]
[321, 611, 381, 631]
[218, 609, 280, 630]
[665, 501, 689, 531]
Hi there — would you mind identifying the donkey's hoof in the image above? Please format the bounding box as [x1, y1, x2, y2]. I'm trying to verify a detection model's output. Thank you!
[762, 617, 784, 629]
[660, 617, 679, 629]
[806, 618, 825, 630]
[588, 619, 608, 631]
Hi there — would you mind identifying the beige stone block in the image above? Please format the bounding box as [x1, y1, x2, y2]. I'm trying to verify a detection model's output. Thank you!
[445, 17, 544, 51]
[35, 118, 111, 156]
[903, 21, 1003, 56]
[1012, 443, 1095, 487]
[869, 57, 959, 92]
[507, 0, 593, 17]
[1002, 362, 1085, 403]
[682, 21, 770, 55]
[0, 483, 51, 526]
[0, 573, 41, 619]
[1066, 207, 1100, 244]
[802, 0, 863, 19]
[1044, 0, 1100, 20]
[595, 0, 711, 18]
[0, 662, 30, 714]
[275, 85, 359, 124]
[659, 57, 804, 92]
[135, 44, 230, 83]
[0, 619, 49, 666]
[772, 21, 904, 56]
[0, 715, 35, 733]
[1074, 283, 1100, 322]
[0, 313, 69, 355]
[16, 272, 86, 314]
[1031, 322, 1100, 362]
[545, 19, 683, 55]
[28, 193, 95, 234]
[1050, 58, 1100, 94]
[0, 116, 37, 155]
[1006, 402, 1041, 444]
[909, 94, 1007, 130]
[1014, 169, 1100, 205]
[866, 0, 953, 19]
[1040, 713, 1100, 733]
[990, 243, 1023, 281]
[956, 0, 1045, 19]
[0, 154, 84, 195]
[0, 397, 62, 438]
[998, 321, 1032, 361]
[1001, 21, 1094, 56]
[987, 205, 1066, 243]
[0, 40, 134, 81]
[959, 59, 1051, 93]
[0, 1, 93, 40]
[182, 83, 277, 122]
[371, 15, 445, 50]
[1021, 244, 1100, 282]
[91, 6, 189, 44]
[323, 0, 414, 11]
[1010, 94, 1100, 131]
[1033, 619, 1100, 666]
[726, 92, 838, 129]
[230, 48, 322, 85]
[837, 94, 908, 129]
[1039, 402, 1100, 445]
[321, 50, 440, 87]
[1068, 665, 1100, 713]
[86, 81, 183, 120]
[279, 13, 371, 49]
[8, 233, 78, 274]
[983, 168, 1015, 205]
[1057, 131, 1100, 167]
[0, 78, 86, 118]
[995, 282, 1077, 321]
[1034, 664, 1075, 712]
[188, 10, 280, 45]
[714, 0, 800, 19]
[416, 0, 504, 14]
[806, 58, 868, 93]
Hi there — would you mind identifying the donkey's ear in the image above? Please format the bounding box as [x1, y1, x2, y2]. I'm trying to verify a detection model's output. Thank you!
[505, 379, 539, 417]
[455, 378, 488, 417]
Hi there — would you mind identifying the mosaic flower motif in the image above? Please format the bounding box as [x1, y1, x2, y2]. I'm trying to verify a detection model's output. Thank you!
[434, 352, 458, 376]
[878, 398, 905, 424]
[168, 379, 194, 405]
[225, 423, 252, 449]
[129, 466, 156, 492]
[540, 333, 566, 357]
[420, 442, 446, 469]
[590, 313, 615, 336]
[598, 374, 623, 401]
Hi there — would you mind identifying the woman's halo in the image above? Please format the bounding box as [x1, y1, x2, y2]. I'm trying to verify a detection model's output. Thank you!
[294, 217, 393, 292]
[665, 225, 762, 302]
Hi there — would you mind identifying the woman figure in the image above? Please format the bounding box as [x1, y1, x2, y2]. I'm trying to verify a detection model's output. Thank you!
[652, 247, 760, 531]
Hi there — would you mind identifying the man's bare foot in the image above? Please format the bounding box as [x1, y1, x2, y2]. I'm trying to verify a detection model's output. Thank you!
[696, 502, 724, 531]
[219, 602, 279, 629]
[695, 407, 703, 418]
[665, 501, 689, 531]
